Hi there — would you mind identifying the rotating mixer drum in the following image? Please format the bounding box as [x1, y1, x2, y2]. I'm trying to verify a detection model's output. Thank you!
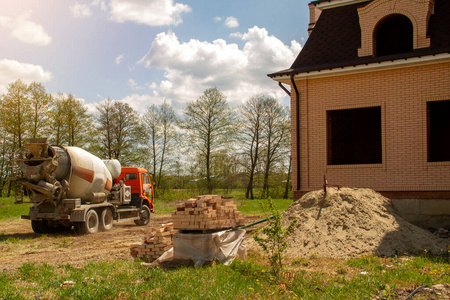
[19, 138, 117, 203]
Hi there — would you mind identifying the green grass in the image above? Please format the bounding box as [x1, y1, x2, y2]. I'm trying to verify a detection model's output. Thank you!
[154, 198, 293, 216]
[1, 192, 294, 218]
[154, 188, 294, 216]
[236, 198, 293, 216]
[0, 197, 31, 221]
[155, 188, 293, 202]
[0, 255, 448, 300]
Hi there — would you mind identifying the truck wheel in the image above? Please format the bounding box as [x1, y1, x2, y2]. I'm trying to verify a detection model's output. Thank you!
[99, 208, 113, 231]
[31, 220, 48, 234]
[74, 209, 99, 234]
[134, 204, 150, 226]
[73, 223, 83, 235]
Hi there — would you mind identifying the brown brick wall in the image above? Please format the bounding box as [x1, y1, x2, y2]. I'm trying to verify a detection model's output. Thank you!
[294, 190, 450, 200]
[291, 61, 450, 197]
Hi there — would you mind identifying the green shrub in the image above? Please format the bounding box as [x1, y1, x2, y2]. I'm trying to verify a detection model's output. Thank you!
[253, 197, 298, 276]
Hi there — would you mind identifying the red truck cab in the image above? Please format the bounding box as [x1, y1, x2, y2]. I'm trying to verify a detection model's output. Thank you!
[114, 167, 155, 213]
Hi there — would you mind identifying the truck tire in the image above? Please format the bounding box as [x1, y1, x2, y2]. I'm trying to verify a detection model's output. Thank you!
[31, 220, 49, 234]
[134, 204, 150, 226]
[47, 221, 72, 233]
[99, 208, 113, 231]
[74, 209, 99, 234]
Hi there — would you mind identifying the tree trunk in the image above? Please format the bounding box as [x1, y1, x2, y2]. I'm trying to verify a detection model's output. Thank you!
[0, 132, 7, 197]
[283, 156, 292, 199]
[246, 173, 254, 199]
[157, 138, 166, 188]
[262, 140, 272, 199]
[206, 150, 212, 194]
[206, 132, 213, 193]
[262, 161, 270, 198]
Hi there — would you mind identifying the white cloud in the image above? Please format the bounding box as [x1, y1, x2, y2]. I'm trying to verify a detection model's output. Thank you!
[70, 3, 92, 18]
[139, 27, 301, 109]
[0, 11, 51, 46]
[120, 94, 165, 113]
[229, 32, 243, 39]
[115, 54, 124, 64]
[224, 16, 239, 28]
[0, 59, 52, 94]
[214, 16, 221, 23]
[241, 26, 302, 71]
[127, 78, 147, 90]
[92, 0, 108, 11]
[109, 0, 191, 26]
[127, 78, 137, 89]
[85, 102, 99, 114]
[93, 94, 165, 114]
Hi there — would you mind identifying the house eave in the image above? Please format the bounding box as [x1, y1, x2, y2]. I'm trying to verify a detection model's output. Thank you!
[314, 0, 370, 10]
[269, 52, 450, 82]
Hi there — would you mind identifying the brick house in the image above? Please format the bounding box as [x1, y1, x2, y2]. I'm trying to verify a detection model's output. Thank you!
[269, 0, 450, 227]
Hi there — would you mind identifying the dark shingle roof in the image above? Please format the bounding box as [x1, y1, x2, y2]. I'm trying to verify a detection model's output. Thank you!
[269, 0, 450, 77]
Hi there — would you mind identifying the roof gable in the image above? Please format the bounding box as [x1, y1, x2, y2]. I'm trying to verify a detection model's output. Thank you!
[269, 0, 450, 77]
[290, 3, 362, 71]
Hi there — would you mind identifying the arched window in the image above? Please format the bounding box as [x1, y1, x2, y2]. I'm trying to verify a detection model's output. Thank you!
[375, 14, 413, 56]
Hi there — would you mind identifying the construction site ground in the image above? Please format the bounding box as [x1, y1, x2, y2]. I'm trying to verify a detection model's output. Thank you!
[0, 215, 263, 270]
[1, 213, 449, 299]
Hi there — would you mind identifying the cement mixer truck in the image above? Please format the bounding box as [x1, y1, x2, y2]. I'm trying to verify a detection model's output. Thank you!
[17, 138, 155, 234]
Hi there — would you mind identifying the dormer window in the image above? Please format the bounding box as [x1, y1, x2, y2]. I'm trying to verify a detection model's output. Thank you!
[357, 0, 434, 57]
[375, 14, 413, 56]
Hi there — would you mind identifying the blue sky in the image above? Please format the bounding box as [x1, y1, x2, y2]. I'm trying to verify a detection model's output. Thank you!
[0, 0, 309, 114]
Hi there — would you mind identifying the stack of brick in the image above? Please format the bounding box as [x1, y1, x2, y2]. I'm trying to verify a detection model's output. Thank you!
[171, 195, 245, 231]
[130, 223, 176, 262]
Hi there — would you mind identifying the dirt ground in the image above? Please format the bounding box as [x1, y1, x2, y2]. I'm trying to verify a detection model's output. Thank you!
[1, 213, 449, 299]
[0, 215, 262, 270]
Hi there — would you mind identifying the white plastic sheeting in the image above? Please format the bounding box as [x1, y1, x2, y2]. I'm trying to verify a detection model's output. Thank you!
[170, 229, 247, 267]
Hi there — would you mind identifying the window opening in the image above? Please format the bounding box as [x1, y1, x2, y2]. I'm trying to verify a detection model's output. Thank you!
[375, 14, 413, 56]
[125, 173, 137, 180]
[142, 173, 150, 184]
[428, 100, 450, 162]
[327, 106, 382, 165]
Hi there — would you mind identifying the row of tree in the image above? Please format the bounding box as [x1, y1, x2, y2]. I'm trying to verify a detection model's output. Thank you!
[0, 80, 291, 199]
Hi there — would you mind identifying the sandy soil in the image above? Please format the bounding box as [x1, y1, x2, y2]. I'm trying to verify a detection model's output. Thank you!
[0, 215, 262, 270]
[279, 188, 449, 258]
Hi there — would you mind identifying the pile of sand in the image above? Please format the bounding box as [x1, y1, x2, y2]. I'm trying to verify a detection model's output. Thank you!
[268, 188, 448, 258]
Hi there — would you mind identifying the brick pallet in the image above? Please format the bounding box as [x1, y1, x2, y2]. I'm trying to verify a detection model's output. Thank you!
[130, 223, 176, 262]
[171, 195, 245, 231]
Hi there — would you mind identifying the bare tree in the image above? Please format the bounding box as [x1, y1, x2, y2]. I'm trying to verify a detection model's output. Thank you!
[93, 100, 141, 164]
[96, 98, 115, 159]
[156, 101, 177, 187]
[109, 102, 140, 165]
[181, 87, 235, 193]
[143, 104, 158, 176]
[143, 100, 177, 188]
[239, 94, 266, 199]
[261, 99, 290, 198]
